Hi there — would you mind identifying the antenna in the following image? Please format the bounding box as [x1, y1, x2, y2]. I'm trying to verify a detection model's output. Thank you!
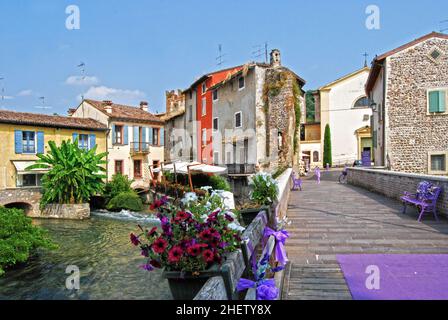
[0, 77, 5, 101]
[440, 19, 448, 33]
[252, 42, 268, 63]
[216, 45, 226, 67]
[363, 52, 369, 67]
[77, 62, 86, 100]
[35, 96, 52, 110]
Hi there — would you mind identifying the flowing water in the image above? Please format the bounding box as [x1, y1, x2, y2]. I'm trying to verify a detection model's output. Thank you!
[0, 211, 172, 300]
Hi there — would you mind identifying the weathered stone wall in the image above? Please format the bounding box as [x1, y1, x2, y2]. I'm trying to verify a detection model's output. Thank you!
[386, 37, 448, 174]
[265, 69, 297, 170]
[41, 203, 90, 220]
[347, 167, 448, 217]
[0, 188, 41, 216]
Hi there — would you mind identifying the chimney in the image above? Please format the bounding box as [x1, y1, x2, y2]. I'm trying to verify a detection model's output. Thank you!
[140, 101, 149, 112]
[103, 100, 113, 114]
[270, 49, 281, 67]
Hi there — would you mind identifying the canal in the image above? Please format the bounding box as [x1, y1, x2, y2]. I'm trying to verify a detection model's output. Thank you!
[0, 211, 172, 300]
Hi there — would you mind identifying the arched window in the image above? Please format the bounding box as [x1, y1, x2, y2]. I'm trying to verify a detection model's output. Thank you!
[313, 151, 319, 162]
[354, 96, 369, 108]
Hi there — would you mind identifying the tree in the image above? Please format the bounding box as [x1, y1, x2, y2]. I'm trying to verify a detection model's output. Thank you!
[26, 140, 107, 208]
[305, 91, 316, 123]
[323, 124, 332, 167]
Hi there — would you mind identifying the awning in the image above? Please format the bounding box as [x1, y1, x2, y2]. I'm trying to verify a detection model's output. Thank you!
[163, 162, 227, 175]
[12, 161, 49, 174]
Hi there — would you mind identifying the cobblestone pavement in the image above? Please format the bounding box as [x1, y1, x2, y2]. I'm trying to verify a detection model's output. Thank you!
[282, 176, 448, 300]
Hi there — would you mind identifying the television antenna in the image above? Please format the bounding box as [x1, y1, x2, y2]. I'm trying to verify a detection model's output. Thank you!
[252, 42, 268, 63]
[77, 62, 86, 80]
[35, 96, 52, 110]
[363, 52, 369, 67]
[216, 45, 226, 67]
[440, 19, 448, 33]
[0, 77, 5, 101]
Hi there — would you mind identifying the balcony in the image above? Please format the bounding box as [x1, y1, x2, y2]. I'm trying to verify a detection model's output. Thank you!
[130, 142, 150, 155]
[226, 164, 256, 175]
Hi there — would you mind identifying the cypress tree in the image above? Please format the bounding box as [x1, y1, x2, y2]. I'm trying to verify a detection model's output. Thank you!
[323, 124, 332, 167]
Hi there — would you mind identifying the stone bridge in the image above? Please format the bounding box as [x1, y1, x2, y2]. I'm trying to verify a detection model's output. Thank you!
[0, 188, 42, 216]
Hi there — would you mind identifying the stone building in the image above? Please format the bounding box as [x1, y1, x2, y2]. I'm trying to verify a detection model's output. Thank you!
[366, 32, 448, 175]
[164, 49, 306, 175]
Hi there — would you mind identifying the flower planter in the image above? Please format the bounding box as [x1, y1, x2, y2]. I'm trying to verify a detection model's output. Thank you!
[163, 266, 221, 300]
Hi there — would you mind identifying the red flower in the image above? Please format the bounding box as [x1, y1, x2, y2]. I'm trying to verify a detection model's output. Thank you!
[152, 237, 168, 254]
[199, 229, 213, 241]
[186, 244, 202, 257]
[130, 233, 140, 246]
[147, 226, 158, 237]
[168, 246, 184, 263]
[176, 211, 191, 221]
[202, 249, 215, 263]
[150, 259, 162, 269]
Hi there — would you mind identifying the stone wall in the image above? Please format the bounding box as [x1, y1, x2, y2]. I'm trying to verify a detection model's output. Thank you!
[347, 167, 448, 217]
[41, 203, 90, 220]
[0, 187, 41, 216]
[386, 37, 448, 174]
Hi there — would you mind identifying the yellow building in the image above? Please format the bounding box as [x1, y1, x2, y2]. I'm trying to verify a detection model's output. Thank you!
[0, 110, 108, 189]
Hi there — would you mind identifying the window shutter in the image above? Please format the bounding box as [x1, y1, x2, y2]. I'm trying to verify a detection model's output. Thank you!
[72, 133, 78, 143]
[123, 126, 129, 145]
[89, 134, 96, 150]
[142, 127, 147, 143]
[14, 130, 23, 154]
[438, 91, 446, 112]
[149, 127, 153, 145]
[160, 128, 165, 146]
[111, 124, 116, 144]
[429, 91, 440, 113]
[37, 131, 44, 154]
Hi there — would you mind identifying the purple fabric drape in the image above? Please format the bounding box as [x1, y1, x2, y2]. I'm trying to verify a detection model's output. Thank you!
[236, 278, 279, 300]
[263, 227, 289, 266]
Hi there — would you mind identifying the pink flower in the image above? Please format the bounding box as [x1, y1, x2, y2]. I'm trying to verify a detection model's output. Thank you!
[202, 249, 215, 263]
[152, 237, 168, 254]
[168, 246, 184, 263]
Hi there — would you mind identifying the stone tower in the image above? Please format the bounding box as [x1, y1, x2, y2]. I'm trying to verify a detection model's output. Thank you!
[270, 49, 281, 67]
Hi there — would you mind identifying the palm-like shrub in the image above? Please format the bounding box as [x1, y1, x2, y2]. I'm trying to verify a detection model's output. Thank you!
[103, 174, 134, 204]
[106, 192, 143, 212]
[27, 140, 107, 208]
[249, 172, 279, 206]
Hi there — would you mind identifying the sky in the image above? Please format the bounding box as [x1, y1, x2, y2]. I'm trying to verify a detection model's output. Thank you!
[0, 0, 447, 115]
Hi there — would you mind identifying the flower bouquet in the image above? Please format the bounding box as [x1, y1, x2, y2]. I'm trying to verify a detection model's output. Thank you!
[131, 190, 245, 300]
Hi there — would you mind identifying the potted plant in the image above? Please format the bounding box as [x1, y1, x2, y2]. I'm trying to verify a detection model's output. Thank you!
[240, 172, 279, 226]
[131, 190, 245, 300]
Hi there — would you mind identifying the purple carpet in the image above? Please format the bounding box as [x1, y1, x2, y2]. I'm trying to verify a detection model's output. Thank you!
[337, 254, 448, 300]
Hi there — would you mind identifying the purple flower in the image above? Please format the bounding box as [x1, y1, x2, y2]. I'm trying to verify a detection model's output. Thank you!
[139, 263, 154, 272]
[256, 279, 279, 300]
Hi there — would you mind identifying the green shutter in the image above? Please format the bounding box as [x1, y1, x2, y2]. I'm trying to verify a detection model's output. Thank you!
[438, 91, 446, 113]
[429, 91, 439, 113]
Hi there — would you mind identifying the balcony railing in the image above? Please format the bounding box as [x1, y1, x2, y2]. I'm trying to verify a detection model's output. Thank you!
[130, 142, 150, 154]
[226, 164, 256, 175]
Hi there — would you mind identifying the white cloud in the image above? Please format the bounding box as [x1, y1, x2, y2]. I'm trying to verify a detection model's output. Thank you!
[79, 86, 146, 104]
[17, 89, 33, 96]
[65, 76, 99, 86]
[1, 95, 14, 100]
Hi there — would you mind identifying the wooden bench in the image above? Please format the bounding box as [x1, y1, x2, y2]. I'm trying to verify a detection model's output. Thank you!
[401, 181, 442, 222]
[194, 210, 270, 300]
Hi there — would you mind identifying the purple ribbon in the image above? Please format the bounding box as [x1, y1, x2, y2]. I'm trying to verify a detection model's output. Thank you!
[263, 227, 289, 266]
[236, 278, 278, 300]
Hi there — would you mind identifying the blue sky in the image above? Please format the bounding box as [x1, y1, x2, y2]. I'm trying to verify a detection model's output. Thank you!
[0, 0, 447, 115]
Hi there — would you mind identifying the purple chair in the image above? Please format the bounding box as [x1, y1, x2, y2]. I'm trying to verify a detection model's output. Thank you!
[401, 181, 442, 222]
[291, 172, 302, 191]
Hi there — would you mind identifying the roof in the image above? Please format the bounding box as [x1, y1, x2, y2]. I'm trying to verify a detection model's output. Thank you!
[83, 99, 164, 124]
[159, 109, 185, 122]
[319, 67, 370, 91]
[182, 65, 245, 93]
[366, 32, 448, 93]
[0, 110, 108, 131]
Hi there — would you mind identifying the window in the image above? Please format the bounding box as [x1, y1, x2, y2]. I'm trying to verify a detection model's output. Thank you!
[202, 98, 207, 116]
[213, 151, 219, 165]
[428, 90, 447, 114]
[115, 160, 124, 175]
[188, 105, 193, 122]
[202, 129, 207, 146]
[78, 134, 89, 150]
[313, 151, 319, 163]
[133, 160, 142, 178]
[238, 76, 245, 90]
[202, 82, 207, 94]
[278, 131, 283, 150]
[213, 117, 219, 131]
[18, 174, 43, 187]
[429, 152, 447, 174]
[189, 91, 193, 99]
[114, 125, 123, 144]
[213, 89, 218, 101]
[152, 128, 159, 146]
[22, 131, 36, 154]
[429, 48, 442, 62]
[354, 96, 369, 108]
[235, 112, 242, 128]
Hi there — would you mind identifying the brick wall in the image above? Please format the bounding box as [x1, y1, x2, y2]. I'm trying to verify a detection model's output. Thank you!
[347, 167, 448, 217]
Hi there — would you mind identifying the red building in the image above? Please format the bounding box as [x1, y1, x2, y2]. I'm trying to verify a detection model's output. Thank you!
[193, 66, 243, 164]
